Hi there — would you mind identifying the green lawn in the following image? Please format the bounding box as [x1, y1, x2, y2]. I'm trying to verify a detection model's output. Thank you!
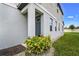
[53, 32, 79, 56]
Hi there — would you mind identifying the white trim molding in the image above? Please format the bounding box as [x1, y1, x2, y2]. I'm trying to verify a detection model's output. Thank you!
[35, 3, 57, 21]
[2, 3, 17, 8]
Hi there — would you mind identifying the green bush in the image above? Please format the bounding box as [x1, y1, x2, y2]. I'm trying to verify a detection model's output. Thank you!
[24, 36, 52, 55]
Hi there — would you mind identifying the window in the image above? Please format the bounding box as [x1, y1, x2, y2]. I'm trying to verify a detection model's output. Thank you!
[62, 25, 64, 31]
[50, 25, 52, 31]
[55, 21, 57, 31]
[58, 23, 60, 31]
[62, 21, 64, 31]
[57, 9, 59, 13]
[50, 18, 53, 31]
[63, 21, 64, 25]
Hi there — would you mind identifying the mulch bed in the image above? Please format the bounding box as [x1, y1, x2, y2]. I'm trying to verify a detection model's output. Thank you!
[0, 45, 26, 56]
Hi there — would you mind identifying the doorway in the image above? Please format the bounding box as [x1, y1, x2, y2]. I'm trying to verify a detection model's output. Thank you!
[35, 15, 41, 36]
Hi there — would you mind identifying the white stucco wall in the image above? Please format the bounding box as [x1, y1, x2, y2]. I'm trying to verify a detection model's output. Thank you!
[40, 3, 63, 21]
[28, 4, 35, 37]
[34, 4, 64, 41]
[21, 3, 64, 41]
[0, 3, 64, 49]
[21, 4, 35, 37]
[0, 4, 28, 49]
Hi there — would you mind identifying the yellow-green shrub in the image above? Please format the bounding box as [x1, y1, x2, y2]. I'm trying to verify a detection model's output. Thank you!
[24, 36, 52, 55]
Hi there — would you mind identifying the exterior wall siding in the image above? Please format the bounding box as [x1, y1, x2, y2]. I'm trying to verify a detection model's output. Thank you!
[40, 3, 63, 21]
[0, 3, 64, 49]
[22, 3, 64, 40]
[0, 4, 28, 49]
[38, 3, 64, 40]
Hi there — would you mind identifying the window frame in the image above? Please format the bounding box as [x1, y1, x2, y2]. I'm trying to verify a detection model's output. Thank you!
[55, 21, 57, 31]
[50, 18, 53, 31]
[58, 23, 60, 31]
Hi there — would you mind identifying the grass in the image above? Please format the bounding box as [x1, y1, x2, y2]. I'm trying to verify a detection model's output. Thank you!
[53, 32, 79, 56]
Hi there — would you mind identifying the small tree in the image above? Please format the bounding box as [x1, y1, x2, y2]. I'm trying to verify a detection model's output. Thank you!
[69, 25, 75, 30]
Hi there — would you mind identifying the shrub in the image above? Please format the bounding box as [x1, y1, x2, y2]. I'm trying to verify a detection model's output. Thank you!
[24, 36, 52, 55]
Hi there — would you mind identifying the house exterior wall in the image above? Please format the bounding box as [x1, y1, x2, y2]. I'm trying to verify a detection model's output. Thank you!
[0, 3, 64, 49]
[34, 3, 64, 41]
[0, 3, 28, 49]
[40, 3, 63, 21]
[44, 3, 63, 40]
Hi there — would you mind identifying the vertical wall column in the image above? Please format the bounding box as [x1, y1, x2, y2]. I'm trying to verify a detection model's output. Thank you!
[43, 13, 50, 36]
[41, 14, 44, 35]
[28, 4, 35, 37]
[43, 13, 47, 36]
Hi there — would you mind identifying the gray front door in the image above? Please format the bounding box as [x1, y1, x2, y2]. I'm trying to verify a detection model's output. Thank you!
[35, 16, 41, 36]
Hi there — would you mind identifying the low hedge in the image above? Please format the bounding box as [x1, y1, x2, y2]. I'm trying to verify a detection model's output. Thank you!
[24, 36, 52, 55]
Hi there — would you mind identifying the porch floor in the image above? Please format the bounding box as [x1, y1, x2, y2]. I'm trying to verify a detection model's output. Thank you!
[0, 45, 26, 56]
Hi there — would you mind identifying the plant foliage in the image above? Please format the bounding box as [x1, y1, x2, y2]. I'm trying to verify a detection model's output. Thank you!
[24, 36, 52, 55]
